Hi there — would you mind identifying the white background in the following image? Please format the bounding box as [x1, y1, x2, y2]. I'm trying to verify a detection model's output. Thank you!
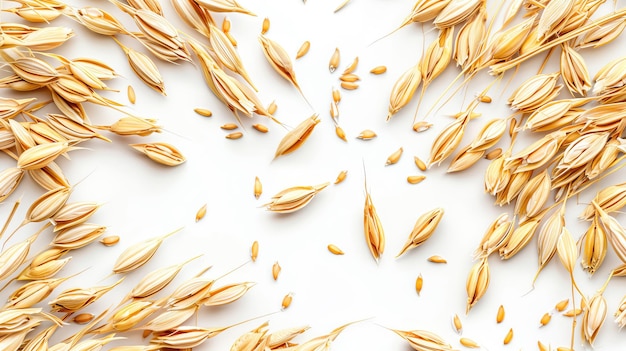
[2, 0, 626, 350]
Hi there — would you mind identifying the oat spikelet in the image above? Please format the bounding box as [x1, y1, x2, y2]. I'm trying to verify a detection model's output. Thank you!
[415, 27, 453, 119]
[113, 227, 183, 274]
[397, 208, 444, 258]
[560, 43, 590, 96]
[508, 73, 562, 112]
[434, 0, 483, 29]
[466, 257, 489, 313]
[17, 141, 77, 170]
[364, 174, 385, 262]
[50, 278, 123, 312]
[391, 329, 455, 351]
[537, 0, 575, 41]
[533, 209, 565, 284]
[580, 182, 626, 220]
[194, 0, 255, 15]
[254, 177, 262, 199]
[428, 112, 470, 167]
[259, 34, 310, 106]
[594, 202, 626, 263]
[583, 291, 608, 345]
[615, 295, 626, 328]
[514, 170, 551, 219]
[274, 114, 320, 158]
[474, 213, 513, 258]
[202, 282, 255, 306]
[454, 8, 486, 70]
[264, 182, 329, 213]
[387, 63, 421, 121]
[130, 142, 186, 166]
[329, 48, 340, 73]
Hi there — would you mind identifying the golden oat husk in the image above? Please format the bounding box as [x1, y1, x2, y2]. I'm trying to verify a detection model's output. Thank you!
[560, 43, 590, 96]
[100, 235, 120, 246]
[370, 65, 387, 74]
[253, 124, 268, 133]
[577, 15, 626, 48]
[454, 8, 486, 70]
[196, 203, 207, 222]
[537, 0, 574, 40]
[49, 278, 124, 312]
[434, 0, 482, 29]
[141, 305, 198, 332]
[499, 217, 540, 259]
[580, 182, 626, 220]
[194, 0, 255, 15]
[328, 244, 344, 255]
[533, 209, 565, 284]
[581, 216, 607, 275]
[415, 274, 423, 296]
[557, 228, 578, 277]
[208, 24, 256, 90]
[0, 167, 24, 204]
[505, 131, 567, 172]
[6, 275, 70, 308]
[508, 73, 562, 112]
[386, 147, 404, 165]
[53, 201, 101, 231]
[267, 325, 310, 348]
[514, 170, 551, 219]
[583, 291, 608, 345]
[17, 248, 69, 281]
[102, 116, 162, 136]
[357, 129, 377, 140]
[487, 15, 535, 63]
[593, 202, 626, 263]
[130, 142, 186, 166]
[254, 177, 262, 199]
[275, 114, 320, 158]
[264, 182, 329, 213]
[332, 87, 341, 104]
[466, 257, 489, 313]
[364, 178, 385, 262]
[203, 281, 255, 306]
[391, 328, 455, 351]
[330, 101, 339, 121]
[335, 125, 347, 142]
[540, 312, 552, 326]
[113, 38, 165, 94]
[413, 121, 433, 132]
[496, 305, 505, 323]
[329, 47, 340, 73]
[272, 262, 281, 280]
[428, 112, 470, 167]
[296, 41, 310, 59]
[281, 293, 293, 309]
[474, 213, 513, 258]
[343, 57, 359, 75]
[113, 227, 183, 274]
[166, 275, 214, 309]
[447, 146, 485, 173]
[17, 141, 76, 170]
[127, 85, 136, 104]
[387, 63, 421, 121]
[397, 208, 444, 258]
[259, 34, 310, 105]
[414, 26, 453, 118]
[46, 114, 111, 142]
[52, 223, 107, 249]
[615, 295, 626, 328]
[334, 170, 347, 184]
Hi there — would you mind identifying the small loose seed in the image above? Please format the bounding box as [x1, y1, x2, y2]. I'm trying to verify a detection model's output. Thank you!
[414, 156, 427, 171]
[194, 108, 212, 117]
[334, 0, 351, 12]
[329, 48, 340, 72]
[343, 56, 358, 75]
[407, 175, 426, 184]
[327, 244, 344, 255]
[427, 255, 447, 263]
[334, 170, 347, 184]
[460, 337, 479, 348]
[340, 81, 358, 90]
[452, 314, 462, 334]
[479, 95, 492, 103]
[296, 41, 310, 59]
[100, 235, 120, 246]
[225, 132, 243, 139]
[556, 348, 573, 351]
[540, 312, 551, 326]
[503, 328, 513, 344]
[272, 261, 281, 280]
[415, 274, 423, 296]
[221, 124, 239, 130]
[386, 147, 403, 165]
[497, 305, 505, 323]
[485, 148, 503, 160]
[127, 85, 136, 104]
[339, 73, 360, 82]
[370, 65, 387, 74]
[335, 125, 347, 142]
[555, 299, 569, 312]
[267, 100, 277, 115]
[281, 292, 293, 309]
[563, 308, 582, 317]
[413, 121, 433, 132]
[538, 341, 549, 351]
[73, 313, 94, 324]
[254, 177, 262, 199]
[356, 129, 377, 140]
[262, 17, 270, 34]
[222, 17, 231, 33]
[332, 87, 341, 104]
[509, 118, 517, 138]
[251, 241, 259, 261]
[252, 124, 269, 133]
[195, 203, 207, 222]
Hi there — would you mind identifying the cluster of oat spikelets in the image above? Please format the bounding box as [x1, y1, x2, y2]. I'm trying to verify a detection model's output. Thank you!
[0, 0, 626, 350]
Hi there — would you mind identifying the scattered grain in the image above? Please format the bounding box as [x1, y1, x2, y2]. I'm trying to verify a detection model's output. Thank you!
[356, 129, 377, 140]
[127, 85, 136, 104]
[296, 41, 310, 59]
[226, 132, 243, 140]
[262, 17, 270, 34]
[485, 148, 502, 160]
[428, 255, 447, 263]
[479, 95, 491, 103]
[100, 236, 120, 246]
[555, 299, 569, 312]
[251, 241, 259, 261]
[452, 314, 462, 334]
[267, 100, 278, 114]
[415, 274, 423, 296]
[328, 244, 344, 255]
[334, 170, 347, 184]
[386, 147, 403, 165]
[272, 261, 281, 280]
[407, 175, 426, 184]
[460, 337, 479, 348]
[503, 328, 513, 344]
[329, 48, 340, 72]
[340, 81, 359, 90]
[335, 125, 347, 142]
[281, 293, 293, 309]
[194, 108, 212, 117]
[252, 124, 269, 133]
[540, 312, 551, 326]
[413, 121, 433, 132]
[254, 177, 262, 199]
[195, 204, 207, 222]
[414, 156, 427, 171]
[220, 124, 239, 130]
[497, 305, 505, 323]
[370, 65, 387, 74]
